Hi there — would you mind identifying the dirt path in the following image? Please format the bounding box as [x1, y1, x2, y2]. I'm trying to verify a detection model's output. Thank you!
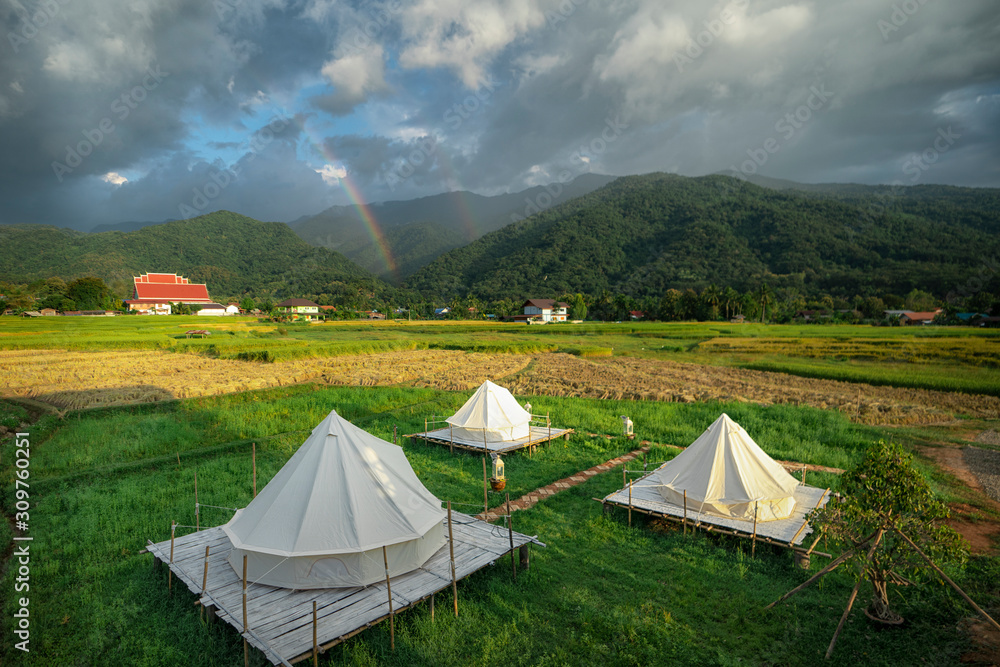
[916, 442, 1000, 555]
[476, 445, 650, 522]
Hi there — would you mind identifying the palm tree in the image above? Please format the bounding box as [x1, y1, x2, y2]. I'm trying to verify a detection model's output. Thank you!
[722, 286, 739, 320]
[758, 283, 773, 323]
[703, 284, 721, 320]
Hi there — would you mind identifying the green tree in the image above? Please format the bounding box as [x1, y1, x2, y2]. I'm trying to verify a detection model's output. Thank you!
[66, 276, 111, 310]
[809, 441, 967, 623]
[570, 293, 588, 320]
[239, 297, 256, 312]
[904, 289, 937, 311]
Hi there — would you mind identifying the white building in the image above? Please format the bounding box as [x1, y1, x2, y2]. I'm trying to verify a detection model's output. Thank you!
[515, 299, 569, 323]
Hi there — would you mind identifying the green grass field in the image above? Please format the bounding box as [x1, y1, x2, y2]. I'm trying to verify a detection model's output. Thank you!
[1, 385, 995, 666]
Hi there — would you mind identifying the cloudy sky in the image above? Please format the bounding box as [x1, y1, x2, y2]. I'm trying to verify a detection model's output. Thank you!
[1, 0, 997, 230]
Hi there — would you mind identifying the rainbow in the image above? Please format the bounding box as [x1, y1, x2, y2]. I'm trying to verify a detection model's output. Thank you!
[300, 123, 397, 277]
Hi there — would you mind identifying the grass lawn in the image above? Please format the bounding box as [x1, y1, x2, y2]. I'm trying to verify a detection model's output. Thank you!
[1, 386, 995, 666]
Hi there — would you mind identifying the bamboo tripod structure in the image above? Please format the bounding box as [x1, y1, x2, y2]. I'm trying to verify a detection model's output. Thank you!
[765, 526, 1000, 659]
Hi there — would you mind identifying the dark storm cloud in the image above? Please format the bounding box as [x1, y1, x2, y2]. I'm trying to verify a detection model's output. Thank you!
[0, 0, 996, 229]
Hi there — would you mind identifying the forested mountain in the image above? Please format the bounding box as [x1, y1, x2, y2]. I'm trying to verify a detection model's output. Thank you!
[406, 173, 1000, 301]
[292, 173, 615, 281]
[0, 211, 388, 299]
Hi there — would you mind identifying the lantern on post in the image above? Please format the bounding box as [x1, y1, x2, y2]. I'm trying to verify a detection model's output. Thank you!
[489, 453, 506, 491]
[620, 415, 634, 438]
[524, 402, 532, 416]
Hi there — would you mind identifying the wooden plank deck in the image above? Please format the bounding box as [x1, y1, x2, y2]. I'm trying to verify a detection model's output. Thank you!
[601, 470, 831, 551]
[406, 425, 574, 454]
[147, 512, 543, 665]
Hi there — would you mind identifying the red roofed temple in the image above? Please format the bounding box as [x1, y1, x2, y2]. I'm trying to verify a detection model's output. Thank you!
[125, 273, 215, 315]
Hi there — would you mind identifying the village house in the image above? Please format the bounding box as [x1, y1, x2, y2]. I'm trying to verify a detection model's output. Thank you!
[514, 299, 569, 323]
[124, 273, 214, 315]
[899, 310, 943, 325]
[196, 303, 228, 316]
[275, 298, 320, 321]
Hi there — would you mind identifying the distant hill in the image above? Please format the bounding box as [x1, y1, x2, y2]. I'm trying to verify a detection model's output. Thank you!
[406, 173, 1000, 301]
[0, 211, 383, 298]
[292, 173, 616, 282]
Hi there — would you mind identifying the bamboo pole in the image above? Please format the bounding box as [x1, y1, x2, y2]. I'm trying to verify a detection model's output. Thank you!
[628, 479, 633, 527]
[194, 469, 199, 532]
[200, 545, 210, 621]
[507, 493, 516, 582]
[430, 593, 435, 622]
[448, 502, 458, 617]
[252, 443, 257, 497]
[312, 600, 318, 667]
[242, 554, 249, 667]
[482, 456, 489, 514]
[751, 502, 759, 558]
[764, 530, 879, 610]
[826, 530, 884, 659]
[169, 521, 176, 592]
[449, 424, 453, 454]
[683, 490, 687, 535]
[623, 464, 626, 488]
[382, 546, 394, 651]
[896, 528, 1000, 632]
[802, 466, 806, 485]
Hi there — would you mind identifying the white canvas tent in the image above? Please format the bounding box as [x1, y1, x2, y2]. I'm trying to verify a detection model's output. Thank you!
[223, 409, 446, 589]
[654, 413, 799, 522]
[445, 380, 531, 443]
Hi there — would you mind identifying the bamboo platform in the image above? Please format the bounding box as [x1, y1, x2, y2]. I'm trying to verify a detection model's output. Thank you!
[406, 425, 574, 454]
[147, 512, 543, 665]
[601, 470, 831, 553]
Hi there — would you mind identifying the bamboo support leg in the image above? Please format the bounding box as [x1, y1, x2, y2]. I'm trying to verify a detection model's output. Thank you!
[312, 600, 318, 667]
[242, 555, 249, 667]
[383, 546, 394, 651]
[169, 521, 176, 592]
[482, 457, 489, 514]
[507, 493, 516, 582]
[448, 502, 458, 617]
[765, 530, 878, 610]
[826, 530, 884, 659]
[683, 491, 687, 536]
[751, 502, 758, 558]
[896, 528, 1000, 632]
[200, 545, 210, 621]
[628, 480, 633, 527]
[430, 593, 435, 622]
[194, 469, 199, 532]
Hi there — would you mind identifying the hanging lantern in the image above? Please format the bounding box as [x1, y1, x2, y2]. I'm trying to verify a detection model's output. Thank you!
[490, 453, 506, 491]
